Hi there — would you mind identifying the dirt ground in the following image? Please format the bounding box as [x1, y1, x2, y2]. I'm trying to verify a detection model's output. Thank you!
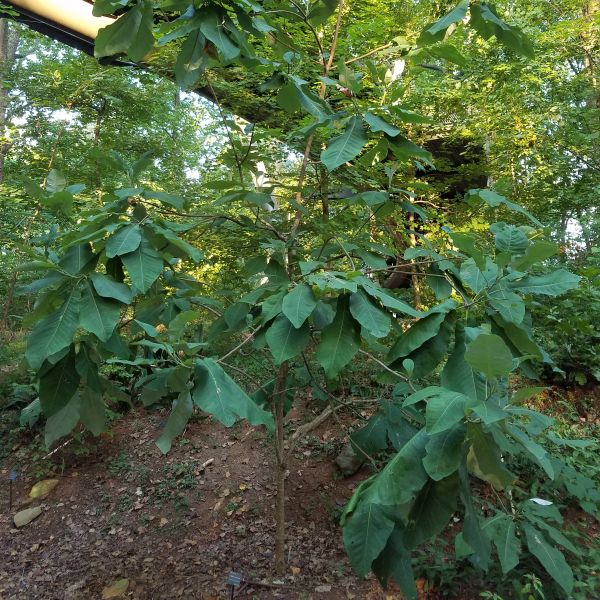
[0, 405, 430, 600]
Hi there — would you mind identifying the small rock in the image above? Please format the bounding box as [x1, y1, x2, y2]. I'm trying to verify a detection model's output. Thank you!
[102, 578, 129, 598]
[315, 584, 332, 593]
[290, 566, 301, 576]
[335, 443, 364, 477]
[14, 507, 43, 528]
[29, 479, 59, 500]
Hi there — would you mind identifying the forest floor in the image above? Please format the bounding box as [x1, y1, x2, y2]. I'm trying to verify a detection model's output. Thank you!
[0, 399, 429, 600]
[0, 386, 597, 600]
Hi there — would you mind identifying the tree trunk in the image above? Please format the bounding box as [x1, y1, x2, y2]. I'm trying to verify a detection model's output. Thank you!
[0, 18, 19, 183]
[272, 360, 289, 576]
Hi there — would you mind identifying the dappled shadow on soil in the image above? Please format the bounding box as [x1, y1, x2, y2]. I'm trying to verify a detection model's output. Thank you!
[0, 408, 430, 599]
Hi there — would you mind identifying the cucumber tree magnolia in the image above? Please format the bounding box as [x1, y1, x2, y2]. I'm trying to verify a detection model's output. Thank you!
[20, 0, 583, 594]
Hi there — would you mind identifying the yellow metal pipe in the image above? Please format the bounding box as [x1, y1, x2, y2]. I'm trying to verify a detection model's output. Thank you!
[9, 0, 114, 39]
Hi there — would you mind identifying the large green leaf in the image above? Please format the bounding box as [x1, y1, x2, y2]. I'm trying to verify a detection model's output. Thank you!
[321, 116, 368, 171]
[487, 283, 525, 324]
[441, 323, 487, 401]
[507, 425, 554, 479]
[363, 429, 429, 506]
[199, 7, 239, 61]
[349, 290, 391, 338]
[465, 334, 513, 379]
[404, 474, 460, 548]
[95, 0, 154, 61]
[423, 424, 465, 480]
[372, 529, 417, 600]
[466, 189, 541, 227]
[79, 281, 121, 342]
[483, 513, 520, 575]
[351, 413, 389, 455]
[426, 389, 469, 434]
[44, 392, 82, 447]
[467, 423, 515, 490]
[343, 502, 395, 577]
[509, 269, 581, 296]
[524, 524, 573, 593]
[39, 349, 80, 417]
[26, 289, 81, 370]
[418, 0, 469, 45]
[59, 243, 96, 275]
[90, 272, 133, 304]
[459, 257, 498, 293]
[491, 223, 529, 254]
[121, 238, 164, 292]
[359, 280, 423, 317]
[363, 112, 400, 137]
[192, 358, 274, 429]
[157, 391, 194, 454]
[105, 224, 142, 258]
[281, 283, 317, 328]
[315, 295, 361, 378]
[266, 315, 310, 364]
[512, 240, 558, 270]
[387, 310, 449, 363]
[79, 388, 107, 436]
[470, 3, 534, 57]
[175, 28, 209, 88]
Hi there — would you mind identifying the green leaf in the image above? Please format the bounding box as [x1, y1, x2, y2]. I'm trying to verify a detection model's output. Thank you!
[351, 413, 389, 455]
[509, 269, 581, 297]
[38, 349, 80, 417]
[266, 315, 310, 365]
[315, 295, 361, 378]
[157, 391, 194, 454]
[387, 310, 449, 363]
[512, 241, 558, 271]
[45, 392, 82, 447]
[418, 0, 469, 45]
[466, 189, 541, 227]
[404, 474, 460, 548]
[93, 0, 129, 17]
[121, 238, 164, 292]
[321, 116, 368, 171]
[491, 223, 529, 254]
[487, 283, 525, 324]
[343, 502, 395, 577]
[46, 169, 66, 193]
[192, 358, 274, 429]
[363, 112, 400, 137]
[152, 224, 204, 262]
[95, 0, 154, 61]
[465, 334, 513, 379]
[524, 524, 573, 593]
[79, 281, 121, 342]
[79, 388, 107, 436]
[470, 3, 534, 57]
[467, 423, 515, 490]
[349, 290, 391, 339]
[507, 425, 554, 479]
[426, 390, 469, 435]
[59, 243, 96, 275]
[363, 429, 429, 506]
[423, 424, 465, 480]
[199, 7, 239, 61]
[281, 283, 317, 328]
[175, 28, 209, 88]
[459, 257, 498, 293]
[472, 401, 507, 424]
[442, 323, 487, 401]
[90, 273, 133, 304]
[484, 513, 520, 575]
[372, 529, 417, 600]
[105, 224, 142, 258]
[26, 289, 81, 370]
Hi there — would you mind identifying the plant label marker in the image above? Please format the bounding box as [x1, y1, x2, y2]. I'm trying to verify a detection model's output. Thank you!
[226, 571, 243, 599]
[8, 470, 17, 510]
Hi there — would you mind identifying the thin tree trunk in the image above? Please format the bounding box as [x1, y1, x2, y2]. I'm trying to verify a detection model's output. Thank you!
[0, 18, 19, 183]
[272, 360, 289, 575]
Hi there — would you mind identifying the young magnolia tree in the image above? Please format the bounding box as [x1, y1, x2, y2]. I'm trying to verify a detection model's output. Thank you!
[17, 1, 590, 597]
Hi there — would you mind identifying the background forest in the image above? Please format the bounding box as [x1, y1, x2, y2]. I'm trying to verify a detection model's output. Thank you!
[0, 1, 598, 599]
